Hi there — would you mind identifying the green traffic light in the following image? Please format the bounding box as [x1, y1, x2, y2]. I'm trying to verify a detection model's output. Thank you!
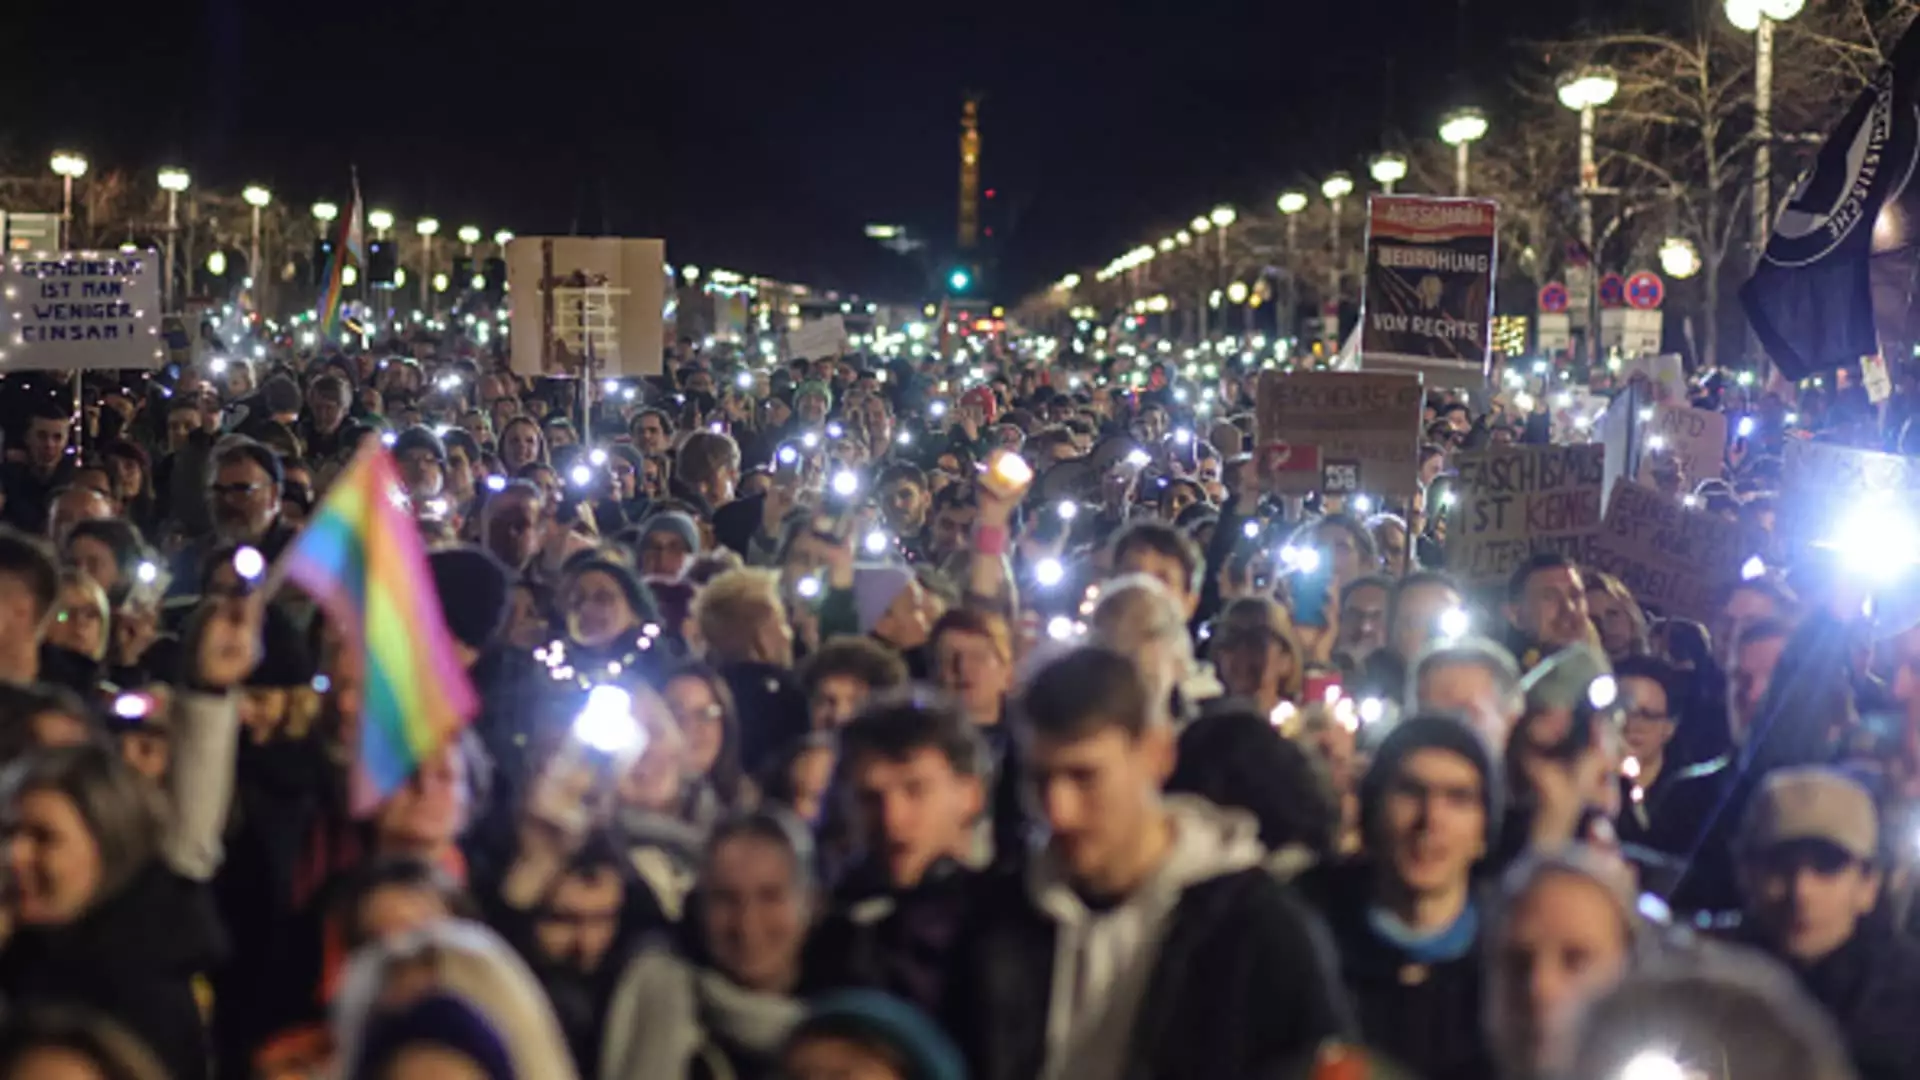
[948, 268, 971, 292]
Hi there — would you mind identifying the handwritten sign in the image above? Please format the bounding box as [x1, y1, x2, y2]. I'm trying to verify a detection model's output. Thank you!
[1780, 439, 1920, 552]
[1587, 482, 1744, 621]
[1359, 196, 1497, 387]
[1255, 371, 1424, 496]
[787, 315, 848, 361]
[1448, 444, 1604, 587]
[1638, 404, 1727, 489]
[0, 251, 163, 371]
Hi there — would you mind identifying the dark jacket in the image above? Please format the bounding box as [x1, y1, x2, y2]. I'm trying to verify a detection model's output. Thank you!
[802, 857, 977, 1016]
[169, 518, 300, 599]
[1784, 928, 1920, 1080]
[1615, 754, 1729, 864]
[0, 862, 227, 1080]
[0, 458, 74, 535]
[1296, 861, 1494, 1080]
[947, 803, 1350, 1080]
[1167, 700, 1338, 861]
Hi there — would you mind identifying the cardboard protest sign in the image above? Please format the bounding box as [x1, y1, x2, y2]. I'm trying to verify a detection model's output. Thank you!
[1448, 444, 1605, 587]
[1359, 196, 1497, 387]
[787, 314, 848, 360]
[1638, 404, 1727, 490]
[506, 237, 667, 378]
[1862, 354, 1893, 404]
[1255, 371, 1424, 496]
[0, 251, 163, 370]
[1587, 481, 1744, 621]
[1779, 438, 1920, 552]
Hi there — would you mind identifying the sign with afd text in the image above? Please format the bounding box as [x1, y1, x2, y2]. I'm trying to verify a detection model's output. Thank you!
[0, 251, 163, 371]
[1448, 443, 1605, 587]
[1587, 482, 1744, 621]
[1255, 371, 1425, 497]
[1638, 404, 1728, 490]
[1360, 195, 1498, 385]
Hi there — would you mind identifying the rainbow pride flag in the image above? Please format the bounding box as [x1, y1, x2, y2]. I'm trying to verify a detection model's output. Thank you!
[278, 445, 477, 813]
[316, 175, 364, 339]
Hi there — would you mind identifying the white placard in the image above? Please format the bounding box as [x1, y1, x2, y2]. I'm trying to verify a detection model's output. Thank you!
[788, 314, 848, 360]
[0, 251, 163, 370]
[504, 237, 667, 378]
[1862, 354, 1893, 404]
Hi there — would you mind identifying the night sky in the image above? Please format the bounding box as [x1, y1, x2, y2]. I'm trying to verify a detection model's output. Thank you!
[7, 0, 1687, 301]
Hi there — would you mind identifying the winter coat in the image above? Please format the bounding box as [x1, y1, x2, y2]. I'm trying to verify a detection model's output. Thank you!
[1295, 860, 1494, 1080]
[599, 946, 803, 1080]
[0, 862, 227, 1080]
[1167, 700, 1339, 862]
[945, 797, 1350, 1080]
[1782, 928, 1920, 1080]
[802, 856, 977, 1016]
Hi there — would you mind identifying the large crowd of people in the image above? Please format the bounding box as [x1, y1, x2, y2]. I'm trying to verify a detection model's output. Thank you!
[0, 324, 1908, 1080]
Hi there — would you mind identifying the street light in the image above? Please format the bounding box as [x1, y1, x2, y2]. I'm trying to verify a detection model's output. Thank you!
[457, 225, 481, 251]
[1277, 191, 1310, 342]
[1209, 205, 1237, 229]
[242, 186, 271, 309]
[1322, 173, 1356, 348]
[1369, 152, 1408, 194]
[1322, 173, 1355, 201]
[1277, 191, 1309, 216]
[1659, 237, 1702, 280]
[416, 218, 441, 312]
[368, 209, 394, 237]
[1439, 107, 1489, 196]
[157, 169, 190, 312]
[494, 229, 514, 247]
[50, 151, 87, 247]
[1727, 0, 1805, 374]
[1559, 65, 1619, 369]
[1175, 229, 1193, 246]
[1158, 237, 1176, 252]
[312, 202, 339, 225]
[207, 250, 227, 276]
[1190, 215, 1211, 235]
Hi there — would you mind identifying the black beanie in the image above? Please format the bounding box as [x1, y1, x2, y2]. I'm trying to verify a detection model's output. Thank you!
[1359, 713, 1503, 853]
[392, 424, 448, 465]
[559, 555, 658, 627]
[429, 546, 513, 651]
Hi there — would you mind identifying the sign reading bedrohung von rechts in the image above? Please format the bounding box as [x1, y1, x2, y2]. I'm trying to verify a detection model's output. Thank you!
[1360, 196, 1498, 386]
[0, 251, 163, 371]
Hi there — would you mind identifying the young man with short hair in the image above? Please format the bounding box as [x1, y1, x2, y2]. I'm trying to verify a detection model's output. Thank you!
[1109, 521, 1201, 620]
[1504, 553, 1593, 665]
[1, 398, 75, 535]
[800, 636, 911, 730]
[949, 646, 1349, 1080]
[1736, 767, 1920, 1080]
[804, 696, 987, 1014]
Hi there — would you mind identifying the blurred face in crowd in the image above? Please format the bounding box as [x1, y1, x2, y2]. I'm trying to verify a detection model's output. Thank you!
[663, 675, 727, 781]
[1509, 565, 1589, 651]
[507, 584, 551, 651]
[1374, 748, 1485, 899]
[397, 447, 444, 501]
[376, 744, 468, 856]
[1313, 522, 1372, 590]
[1337, 581, 1390, 663]
[309, 386, 349, 435]
[1888, 623, 1920, 733]
[485, 491, 544, 570]
[534, 866, 624, 974]
[1390, 580, 1465, 662]
[796, 392, 830, 426]
[1587, 587, 1639, 660]
[1212, 630, 1296, 714]
[1619, 675, 1675, 769]
[638, 528, 692, 580]
[608, 454, 638, 501]
[933, 628, 1011, 726]
[1373, 519, 1410, 576]
[810, 674, 874, 731]
[1730, 630, 1787, 745]
[929, 499, 976, 562]
[167, 404, 201, 451]
[26, 416, 68, 474]
[880, 476, 929, 534]
[489, 396, 520, 434]
[210, 456, 281, 544]
[444, 443, 475, 502]
[700, 833, 807, 993]
[500, 420, 542, 471]
[544, 422, 575, 451]
[784, 1034, 909, 1080]
[872, 580, 936, 651]
[356, 881, 452, 945]
[848, 745, 983, 889]
[1028, 722, 1174, 895]
[47, 489, 111, 544]
[461, 409, 492, 444]
[618, 694, 687, 812]
[1114, 545, 1194, 619]
[1742, 841, 1880, 963]
[1416, 659, 1515, 750]
[64, 536, 121, 597]
[105, 453, 145, 502]
[5, 789, 103, 925]
[120, 724, 171, 783]
[47, 578, 107, 661]
[1714, 584, 1782, 667]
[1491, 870, 1632, 1077]
[564, 570, 639, 648]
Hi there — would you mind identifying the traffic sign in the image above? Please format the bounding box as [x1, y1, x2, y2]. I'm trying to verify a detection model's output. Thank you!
[1625, 271, 1665, 310]
[1538, 282, 1570, 314]
[1598, 272, 1627, 308]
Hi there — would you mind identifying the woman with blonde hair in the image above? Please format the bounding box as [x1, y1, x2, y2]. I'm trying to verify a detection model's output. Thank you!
[1584, 570, 1648, 663]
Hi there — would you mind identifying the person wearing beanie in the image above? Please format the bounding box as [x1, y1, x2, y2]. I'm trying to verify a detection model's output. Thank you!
[597, 443, 652, 528]
[1296, 713, 1500, 1080]
[783, 990, 967, 1080]
[393, 425, 449, 502]
[794, 380, 833, 427]
[554, 554, 661, 683]
[354, 994, 519, 1080]
[634, 511, 700, 581]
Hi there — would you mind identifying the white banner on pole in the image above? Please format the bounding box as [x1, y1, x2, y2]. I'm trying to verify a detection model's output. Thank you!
[0, 251, 163, 371]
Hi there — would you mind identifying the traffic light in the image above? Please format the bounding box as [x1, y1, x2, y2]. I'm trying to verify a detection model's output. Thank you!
[310, 240, 334, 286]
[947, 266, 972, 293]
[368, 239, 396, 286]
[483, 257, 506, 294]
[452, 256, 474, 290]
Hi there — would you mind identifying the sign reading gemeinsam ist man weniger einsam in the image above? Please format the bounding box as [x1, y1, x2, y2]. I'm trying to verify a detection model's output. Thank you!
[0, 251, 163, 371]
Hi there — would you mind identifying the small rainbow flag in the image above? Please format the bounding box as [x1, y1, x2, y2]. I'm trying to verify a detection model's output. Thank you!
[277, 445, 477, 813]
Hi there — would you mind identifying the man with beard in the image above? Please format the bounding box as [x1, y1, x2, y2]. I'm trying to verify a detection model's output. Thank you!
[169, 439, 297, 598]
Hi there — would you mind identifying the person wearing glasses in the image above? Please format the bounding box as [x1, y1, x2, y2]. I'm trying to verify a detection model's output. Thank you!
[169, 439, 294, 598]
[1612, 655, 1729, 868]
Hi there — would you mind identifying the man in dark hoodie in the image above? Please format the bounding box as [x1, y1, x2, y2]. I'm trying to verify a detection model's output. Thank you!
[1297, 713, 1501, 1080]
[948, 646, 1349, 1080]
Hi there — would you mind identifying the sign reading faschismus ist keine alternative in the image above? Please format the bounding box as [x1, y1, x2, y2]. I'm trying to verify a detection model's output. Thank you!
[0, 251, 164, 371]
[1360, 195, 1498, 386]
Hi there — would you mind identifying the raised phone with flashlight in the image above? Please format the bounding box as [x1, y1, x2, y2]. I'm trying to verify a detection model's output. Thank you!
[528, 685, 649, 836]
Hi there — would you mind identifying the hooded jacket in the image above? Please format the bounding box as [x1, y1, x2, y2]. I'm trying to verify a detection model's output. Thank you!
[947, 796, 1350, 1080]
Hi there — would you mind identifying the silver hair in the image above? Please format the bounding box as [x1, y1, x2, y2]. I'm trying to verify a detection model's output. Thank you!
[1408, 634, 1523, 716]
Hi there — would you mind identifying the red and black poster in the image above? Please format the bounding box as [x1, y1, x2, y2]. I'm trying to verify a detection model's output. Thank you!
[1360, 195, 1498, 388]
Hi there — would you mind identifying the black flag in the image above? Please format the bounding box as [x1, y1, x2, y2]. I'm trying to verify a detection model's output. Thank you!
[1742, 22, 1920, 381]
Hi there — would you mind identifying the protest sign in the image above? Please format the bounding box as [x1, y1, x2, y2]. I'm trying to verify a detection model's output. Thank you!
[506, 237, 667, 377]
[1862, 353, 1893, 404]
[1587, 481, 1744, 621]
[0, 251, 163, 370]
[1255, 371, 1424, 496]
[1619, 353, 1687, 402]
[1638, 404, 1727, 489]
[787, 314, 848, 360]
[1359, 195, 1497, 387]
[1779, 438, 1920, 552]
[1448, 443, 1604, 587]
